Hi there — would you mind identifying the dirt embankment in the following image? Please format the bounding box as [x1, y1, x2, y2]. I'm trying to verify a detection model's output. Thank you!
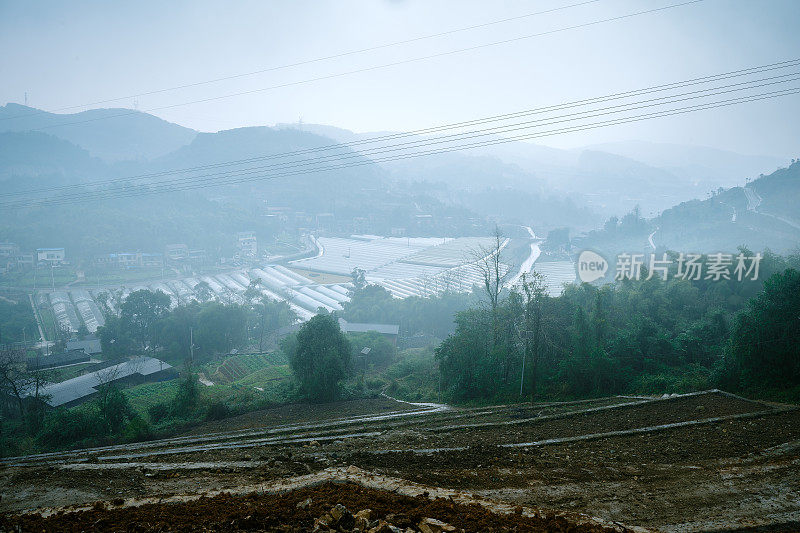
[0, 481, 626, 532]
[2, 392, 798, 531]
[181, 397, 424, 436]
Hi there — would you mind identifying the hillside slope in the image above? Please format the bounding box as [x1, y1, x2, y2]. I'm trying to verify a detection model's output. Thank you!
[579, 160, 800, 255]
[0, 131, 106, 186]
[0, 103, 197, 161]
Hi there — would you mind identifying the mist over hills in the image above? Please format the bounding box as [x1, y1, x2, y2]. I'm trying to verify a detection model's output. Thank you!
[278, 122, 789, 217]
[0, 104, 795, 258]
[586, 140, 786, 188]
[0, 131, 105, 184]
[0, 103, 197, 161]
[580, 160, 800, 256]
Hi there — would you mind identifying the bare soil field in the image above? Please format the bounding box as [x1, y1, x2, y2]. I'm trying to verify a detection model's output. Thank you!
[1, 390, 798, 532]
[0, 480, 622, 532]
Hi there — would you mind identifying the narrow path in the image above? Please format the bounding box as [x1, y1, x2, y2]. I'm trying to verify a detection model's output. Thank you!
[743, 186, 762, 211]
[743, 186, 800, 229]
[28, 293, 46, 342]
[506, 225, 541, 288]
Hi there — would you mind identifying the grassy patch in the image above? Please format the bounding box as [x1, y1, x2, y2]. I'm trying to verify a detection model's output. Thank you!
[209, 352, 288, 383]
[45, 363, 94, 383]
[122, 380, 182, 419]
[379, 348, 440, 403]
[627, 366, 713, 395]
[284, 267, 351, 284]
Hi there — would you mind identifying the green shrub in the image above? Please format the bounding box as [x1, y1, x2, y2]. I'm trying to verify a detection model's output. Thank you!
[172, 374, 200, 417]
[37, 409, 100, 450]
[148, 402, 170, 424]
[206, 401, 231, 421]
[123, 416, 152, 442]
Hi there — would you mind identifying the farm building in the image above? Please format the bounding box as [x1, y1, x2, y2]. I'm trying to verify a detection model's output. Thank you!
[26, 349, 90, 371]
[66, 337, 102, 355]
[338, 318, 400, 345]
[27, 356, 177, 408]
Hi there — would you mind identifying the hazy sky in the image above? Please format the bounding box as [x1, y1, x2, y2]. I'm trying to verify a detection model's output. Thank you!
[1, 0, 799, 157]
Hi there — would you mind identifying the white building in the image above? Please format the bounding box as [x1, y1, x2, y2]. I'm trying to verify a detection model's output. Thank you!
[237, 231, 257, 257]
[36, 248, 65, 263]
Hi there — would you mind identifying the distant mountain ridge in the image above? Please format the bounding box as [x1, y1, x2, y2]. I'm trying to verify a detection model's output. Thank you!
[276, 123, 788, 217]
[0, 103, 197, 161]
[0, 131, 103, 178]
[585, 140, 786, 187]
[0, 106, 789, 222]
[580, 160, 800, 255]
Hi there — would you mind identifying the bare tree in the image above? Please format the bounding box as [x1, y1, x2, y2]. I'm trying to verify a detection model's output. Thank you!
[0, 348, 30, 418]
[471, 227, 509, 348]
[0, 347, 51, 431]
[519, 271, 547, 400]
[94, 364, 130, 434]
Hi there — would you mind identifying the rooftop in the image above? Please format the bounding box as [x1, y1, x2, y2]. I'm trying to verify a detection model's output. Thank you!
[27, 356, 172, 407]
[339, 318, 399, 336]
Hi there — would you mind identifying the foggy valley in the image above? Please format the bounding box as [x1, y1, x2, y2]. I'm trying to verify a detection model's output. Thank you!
[0, 1, 799, 531]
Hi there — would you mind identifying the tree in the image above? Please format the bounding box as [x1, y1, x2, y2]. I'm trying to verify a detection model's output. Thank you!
[76, 324, 90, 340]
[350, 267, 367, 291]
[435, 309, 495, 400]
[158, 303, 201, 364]
[0, 299, 38, 345]
[348, 331, 397, 369]
[0, 347, 51, 432]
[95, 291, 112, 317]
[342, 284, 395, 323]
[726, 268, 800, 388]
[255, 297, 296, 353]
[243, 278, 262, 303]
[285, 314, 351, 402]
[196, 303, 247, 358]
[472, 227, 508, 348]
[519, 272, 547, 399]
[120, 289, 171, 352]
[97, 314, 135, 358]
[0, 348, 30, 419]
[171, 370, 199, 417]
[192, 281, 214, 303]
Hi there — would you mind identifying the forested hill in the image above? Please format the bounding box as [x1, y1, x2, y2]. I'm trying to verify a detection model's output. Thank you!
[580, 159, 800, 255]
[0, 103, 197, 161]
[0, 131, 106, 185]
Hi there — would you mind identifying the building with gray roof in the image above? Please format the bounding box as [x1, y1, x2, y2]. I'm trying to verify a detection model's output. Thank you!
[27, 356, 176, 408]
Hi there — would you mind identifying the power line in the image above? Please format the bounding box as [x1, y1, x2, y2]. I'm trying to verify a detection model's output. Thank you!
[9, 73, 800, 204]
[1, 0, 603, 121]
[6, 87, 797, 209]
[19, 0, 705, 133]
[7, 82, 798, 207]
[3, 58, 796, 200]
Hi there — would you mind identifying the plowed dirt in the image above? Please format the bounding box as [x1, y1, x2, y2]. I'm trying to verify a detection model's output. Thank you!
[1, 481, 624, 532]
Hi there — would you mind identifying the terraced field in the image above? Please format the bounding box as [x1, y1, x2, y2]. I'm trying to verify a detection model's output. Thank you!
[1, 390, 798, 531]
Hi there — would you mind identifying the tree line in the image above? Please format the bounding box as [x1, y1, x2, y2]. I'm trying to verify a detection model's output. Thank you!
[98, 283, 297, 365]
[434, 247, 800, 402]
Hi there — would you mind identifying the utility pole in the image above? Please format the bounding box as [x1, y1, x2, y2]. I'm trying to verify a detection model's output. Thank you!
[438, 362, 441, 404]
[189, 327, 194, 366]
[519, 340, 526, 398]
